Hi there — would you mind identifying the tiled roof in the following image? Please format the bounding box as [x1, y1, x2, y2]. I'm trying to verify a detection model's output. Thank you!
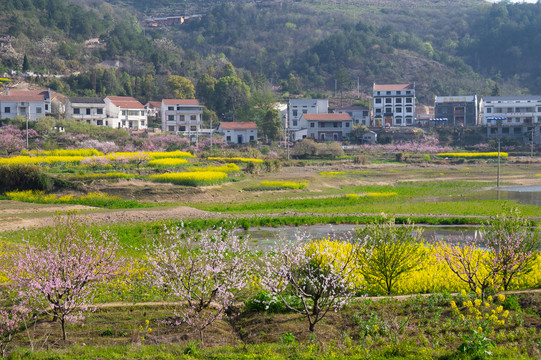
[162, 99, 200, 106]
[106, 96, 144, 109]
[482, 96, 541, 102]
[0, 89, 48, 102]
[334, 106, 369, 111]
[0, 95, 46, 102]
[373, 83, 414, 91]
[146, 101, 162, 108]
[302, 113, 352, 121]
[220, 121, 258, 130]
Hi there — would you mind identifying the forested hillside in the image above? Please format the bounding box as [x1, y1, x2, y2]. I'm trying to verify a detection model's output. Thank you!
[1, 0, 541, 108]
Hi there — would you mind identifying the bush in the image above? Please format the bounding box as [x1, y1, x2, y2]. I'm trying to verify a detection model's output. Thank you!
[244, 292, 286, 313]
[0, 165, 53, 193]
[502, 295, 521, 311]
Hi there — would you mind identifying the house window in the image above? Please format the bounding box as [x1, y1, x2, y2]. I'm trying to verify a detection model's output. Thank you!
[385, 98, 392, 104]
[73, 108, 80, 114]
[406, 91, 411, 94]
[122, 110, 126, 115]
[190, 126, 196, 131]
[105, 121, 108, 126]
[86, 108, 91, 115]
[396, 107, 402, 113]
[45, 104, 48, 111]
[177, 106, 181, 110]
[334, 122, 338, 128]
[406, 107, 412, 113]
[168, 115, 174, 121]
[310, 122, 314, 128]
[386, 91, 391, 95]
[293, 120, 298, 127]
[122, 120, 126, 126]
[141, 121, 145, 126]
[345, 122, 350, 127]
[302, 109, 307, 114]
[375, 109, 381, 113]
[321, 123, 325, 128]
[396, 98, 402, 104]
[168, 106, 174, 110]
[538, 107, 541, 112]
[486, 108, 492, 113]
[4, 107, 10, 113]
[226, 136, 231, 142]
[97, 108, 103, 114]
[375, 98, 382, 104]
[406, 98, 412, 103]
[293, 110, 298, 116]
[97, 120, 103, 126]
[396, 91, 401, 95]
[191, 115, 196, 120]
[385, 107, 392, 113]
[168, 126, 175, 132]
[363, 111, 368, 116]
[250, 136, 255, 141]
[36, 107, 42, 114]
[396, 117, 402, 125]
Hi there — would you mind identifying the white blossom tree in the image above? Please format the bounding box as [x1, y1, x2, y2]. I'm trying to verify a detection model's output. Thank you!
[261, 233, 358, 332]
[146, 225, 252, 342]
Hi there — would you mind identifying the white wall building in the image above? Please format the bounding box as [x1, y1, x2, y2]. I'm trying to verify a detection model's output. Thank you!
[287, 98, 328, 140]
[0, 89, 52, 121]
[334, 106, 370, 126]
[218, 121, 258, 144]
[302, 113, 353, 141]
[372, 83, 415, 127]
[480, 96, 541, 143]
[104, 96, 147, 130]
[66, 97, 108, 126]
[161, 99, 203, 141]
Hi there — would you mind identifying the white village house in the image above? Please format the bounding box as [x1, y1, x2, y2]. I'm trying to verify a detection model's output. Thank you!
[0, 89, 52, 121]
[161, 99, 204, 141]
[104, 96, 147, 130]
[66, 97, 108, 126]
[218, 121, 258, 144]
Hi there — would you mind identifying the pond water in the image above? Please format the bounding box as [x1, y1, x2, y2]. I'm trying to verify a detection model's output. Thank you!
[457, 185, 541, 206]
[241, 224, 481, 249]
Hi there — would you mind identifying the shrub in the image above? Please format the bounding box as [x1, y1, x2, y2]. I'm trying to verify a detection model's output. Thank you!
[0, 165, 53, 193]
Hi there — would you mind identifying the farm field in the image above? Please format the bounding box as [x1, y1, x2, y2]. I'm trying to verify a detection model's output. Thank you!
[0, 151, 541, 359]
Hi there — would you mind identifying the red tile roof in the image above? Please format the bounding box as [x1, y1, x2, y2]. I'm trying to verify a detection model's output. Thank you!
[146, 101, 162, 108]
[0, 90, 48, 102]
[302, 113, 352, 121]
[373, 83, 414, 91]
[0, 95, 46, 102]
[220, 121, 258, 130]
[106, 96, 144, 109]
[162, 99, 200, 106]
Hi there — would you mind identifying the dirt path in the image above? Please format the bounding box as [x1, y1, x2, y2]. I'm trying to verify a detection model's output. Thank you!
[0, 203, 226, 233]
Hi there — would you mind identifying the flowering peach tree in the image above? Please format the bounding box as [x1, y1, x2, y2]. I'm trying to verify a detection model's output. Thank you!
[8, 215, 123, 341]
[261, 233, 358, 332]
[146, 225, 252, 342]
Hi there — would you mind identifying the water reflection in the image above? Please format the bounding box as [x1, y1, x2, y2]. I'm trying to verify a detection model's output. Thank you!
[242, 224, 481, 249]
[458, 185, 541, 206]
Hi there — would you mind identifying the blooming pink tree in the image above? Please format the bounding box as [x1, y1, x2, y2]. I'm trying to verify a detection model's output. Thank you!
[8, 215, 123, 341]
[146, 225, 251, 342]
[0, 306, 29, 357]
[0, 133, 25, 155]
[436, 208, 540, 298]
[261, 233, 358, 332]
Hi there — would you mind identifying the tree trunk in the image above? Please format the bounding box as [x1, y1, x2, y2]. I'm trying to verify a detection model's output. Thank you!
[61, 318, 66, 341]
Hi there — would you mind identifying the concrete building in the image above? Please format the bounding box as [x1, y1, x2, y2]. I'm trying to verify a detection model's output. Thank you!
[0, 89, 52, 121]
[66, 97, 108, 126]
[372, 83, 415, 127]
[481, 96, 541, 144]
[434, 95, 478, 127]
[161, 99, 203, 141]
[218, 122, 258, 144]
[334, 106, 370, 126]
[104, 96, 147, 130]
[287, 99, 328, 140]
[302, 113, 353, 141]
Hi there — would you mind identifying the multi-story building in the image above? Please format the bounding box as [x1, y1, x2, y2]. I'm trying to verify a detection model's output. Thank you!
[302, 113, 353, 141]
[66, 97, 108, 126]
[218, 121, 258, 144]
[287, 99, 328, 140]
[480, 96, 541, 143]
[161, 99, 203, 141]
[372, 83, 415, 127]
[334, 106, 370, 126]
[0, 89, 52, 121]
[434, 95, 478, 127]
[104, 96, 147, 130]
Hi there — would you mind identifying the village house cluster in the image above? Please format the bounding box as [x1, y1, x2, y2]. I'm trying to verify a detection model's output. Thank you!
[1, 83, 540, 145]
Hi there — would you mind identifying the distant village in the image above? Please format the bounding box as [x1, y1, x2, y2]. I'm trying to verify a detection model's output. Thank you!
[0, 82, 540, 146]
